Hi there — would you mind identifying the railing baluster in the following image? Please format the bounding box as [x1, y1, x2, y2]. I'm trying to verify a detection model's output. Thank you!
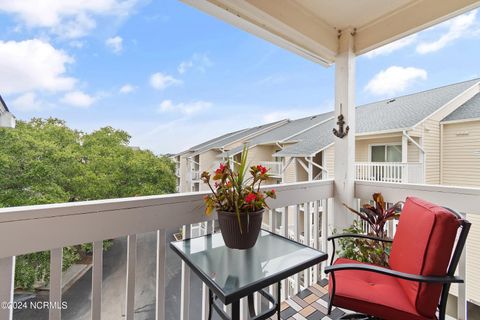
[0, 257, 15, 320]
[282, 206, 289, 300]
[457, 248, 467, 320]
[181, 225, 191, 320]
[303, 202, 311, 287]
[321, 200, 329, 279]
[125, 235, 137, 320]
[91, 241, 103, 320]
[269, 209, 277, 307]
[156, 230, 166, 320]
[313, 201, 319, 284]
[293, 205, 300, 293]
[201, 221, 213, 320]
[49, 248, 63, 320]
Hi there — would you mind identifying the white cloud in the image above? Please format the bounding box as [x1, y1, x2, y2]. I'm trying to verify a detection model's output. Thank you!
[365, 34, 417, 58]
[158, 100, 212, 116]
[61, 90, 95, 107]
[149, 72, 182, 90]
[11, 92, 44, 111]
[0, 39, 76, 95]
[119, 84, 136, 94]
[365, 66, 427, 96]
[416, 10, 477, 54]
[106, 36, 123, 54]
[177, 53, 212, 74]
[0, 0, 141, 39]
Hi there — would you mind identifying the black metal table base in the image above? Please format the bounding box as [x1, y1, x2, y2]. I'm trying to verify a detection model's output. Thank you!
[208, 282, 281, 320]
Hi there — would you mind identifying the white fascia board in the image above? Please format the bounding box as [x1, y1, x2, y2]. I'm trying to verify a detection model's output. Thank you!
[180, 0, 337, 66]
[440, 117, 480, 125]
[356, 128, 407, 137]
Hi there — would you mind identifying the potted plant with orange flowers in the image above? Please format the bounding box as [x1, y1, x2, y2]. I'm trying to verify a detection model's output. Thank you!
[201, 146, 276, 249]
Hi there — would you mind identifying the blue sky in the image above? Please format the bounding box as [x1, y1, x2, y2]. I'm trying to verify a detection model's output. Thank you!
[1, 1, 479, 154]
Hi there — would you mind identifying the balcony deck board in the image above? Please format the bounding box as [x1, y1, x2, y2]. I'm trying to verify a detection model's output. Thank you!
[273, 280, 347, 320]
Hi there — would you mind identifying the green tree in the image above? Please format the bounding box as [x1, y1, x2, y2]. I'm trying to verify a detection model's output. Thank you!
[0, 118, 176, 289]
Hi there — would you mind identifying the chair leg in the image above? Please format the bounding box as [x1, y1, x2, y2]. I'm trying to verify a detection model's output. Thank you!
[328, 272, 335, 315]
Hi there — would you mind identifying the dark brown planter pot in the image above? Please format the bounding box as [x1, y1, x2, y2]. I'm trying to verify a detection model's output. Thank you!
[217, 209, 264, 249]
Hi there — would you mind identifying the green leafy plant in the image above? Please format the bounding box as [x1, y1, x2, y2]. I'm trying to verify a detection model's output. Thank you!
[338, 193, 403, 266]
[0, 118, 176, 290]
[336, 220, 392, 267]
[201, 146, 276, 233]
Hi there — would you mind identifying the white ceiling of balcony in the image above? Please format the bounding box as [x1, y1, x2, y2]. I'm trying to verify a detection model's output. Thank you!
[181, 0, 480, 65]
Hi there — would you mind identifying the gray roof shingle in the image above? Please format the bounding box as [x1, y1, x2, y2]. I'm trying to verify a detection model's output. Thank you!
[179, 120, 286, 156]
[180, 78, 480, 157]
[442, 92, 480, 122]
[0, 95, 9, 113]
[356, 78, 479, 133]
[247, 112, 334, 145]
[276, 78, 479, 156]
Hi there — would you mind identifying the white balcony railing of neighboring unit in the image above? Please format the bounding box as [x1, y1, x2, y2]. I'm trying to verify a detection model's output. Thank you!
[259, 161, 282, 178]
[0, 179, 477, 320]
[355, 162, 424, 184]
[191, 170, 201, 181]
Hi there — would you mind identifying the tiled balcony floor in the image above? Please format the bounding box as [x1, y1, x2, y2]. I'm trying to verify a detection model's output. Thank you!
[278, 279, 347, 320]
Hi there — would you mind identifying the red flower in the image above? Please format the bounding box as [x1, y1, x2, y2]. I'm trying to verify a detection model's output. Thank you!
[271, 189, 276, 195]
[245, 192, 257, 204]
[215, 163, 226, 175]
[257, 165, 267, 175]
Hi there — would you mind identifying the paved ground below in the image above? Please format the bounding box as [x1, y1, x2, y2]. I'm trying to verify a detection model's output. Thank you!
[14, 229, 221, 320]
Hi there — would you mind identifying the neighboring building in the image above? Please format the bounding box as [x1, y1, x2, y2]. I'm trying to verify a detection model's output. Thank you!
[176, 78, 480, 190]
[0, 95, 15, 128]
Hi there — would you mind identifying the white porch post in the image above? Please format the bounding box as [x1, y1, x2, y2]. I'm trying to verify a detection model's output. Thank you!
[333, 28, 356, 231]
[402, 134, 408, 183]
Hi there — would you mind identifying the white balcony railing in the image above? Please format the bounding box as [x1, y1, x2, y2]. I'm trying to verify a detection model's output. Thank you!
[191, 170, 201, 181]
[355, 162, 424, 184]
[0, 179, 476, 320]
[0, 179, 334, 320]
[259, 161, 282, 178]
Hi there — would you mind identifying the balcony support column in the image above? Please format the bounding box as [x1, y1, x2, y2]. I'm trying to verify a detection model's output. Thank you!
[402, 135, 408, 183]
[333, 28, 356, 231]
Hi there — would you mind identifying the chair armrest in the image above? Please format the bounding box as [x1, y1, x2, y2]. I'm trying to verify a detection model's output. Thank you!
[328, 233, 393, 243]
[324, 263, 463, 284]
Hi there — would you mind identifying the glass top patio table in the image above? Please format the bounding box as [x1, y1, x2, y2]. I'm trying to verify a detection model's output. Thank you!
[170, 229, 328, 304]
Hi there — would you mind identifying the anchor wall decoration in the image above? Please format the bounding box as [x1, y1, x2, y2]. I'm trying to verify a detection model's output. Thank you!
[333, 104, 349, 138]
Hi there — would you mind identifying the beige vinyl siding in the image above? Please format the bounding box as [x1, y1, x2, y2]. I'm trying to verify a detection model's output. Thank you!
[324, 145, 335, 178]
[179, 156, 190, 192]
[199, 150, 221, 191]
[295, 157, 309, 182]
[407, 137, 420, 162]
[441, 120, 480, 187]
[247, 145, 279, 184]
[283, 157, 297, 183]
[418, 118, 441, 184]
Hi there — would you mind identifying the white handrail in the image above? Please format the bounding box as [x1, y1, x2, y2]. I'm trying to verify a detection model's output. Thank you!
[355, 162, 424, 184]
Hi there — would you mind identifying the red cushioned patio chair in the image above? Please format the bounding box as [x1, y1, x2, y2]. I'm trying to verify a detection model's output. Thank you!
[324, 197, 471, 320]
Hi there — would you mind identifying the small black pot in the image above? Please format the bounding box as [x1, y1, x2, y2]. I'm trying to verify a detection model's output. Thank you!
[217, 209, 264, 249]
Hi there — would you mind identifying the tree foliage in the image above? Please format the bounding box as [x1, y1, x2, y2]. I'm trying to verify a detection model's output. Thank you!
[0, 118, 176, 289]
